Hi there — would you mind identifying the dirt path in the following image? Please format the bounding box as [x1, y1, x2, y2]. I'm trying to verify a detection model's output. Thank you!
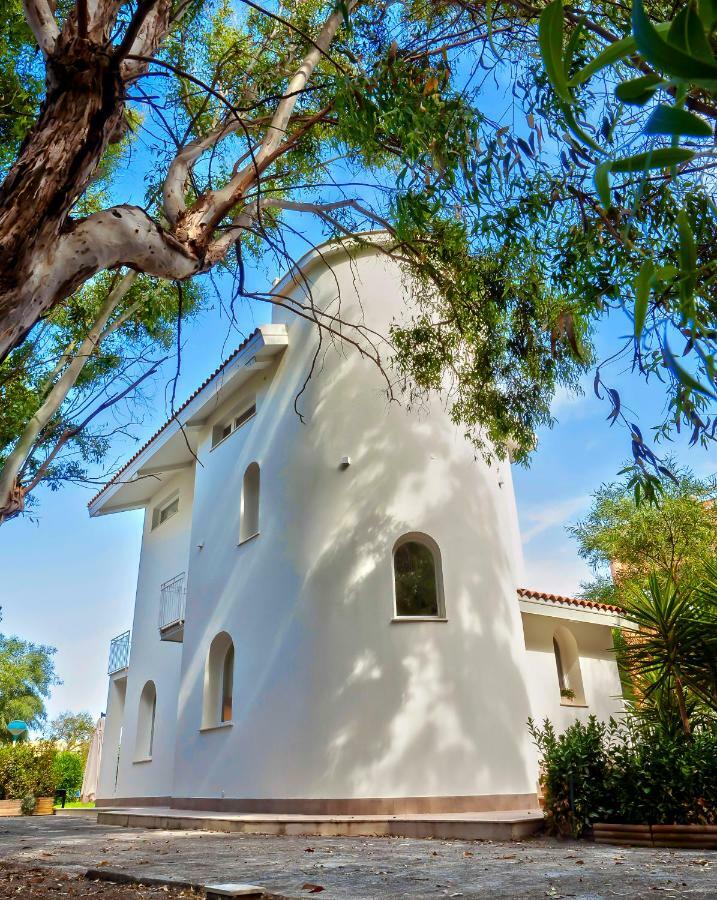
[0, 815, 715, 898]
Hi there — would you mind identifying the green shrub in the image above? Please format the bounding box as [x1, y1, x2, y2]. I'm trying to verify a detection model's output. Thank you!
[531, 716, 717, 836]
[0, 742, 57, 800]
[52, 751, 83, 798]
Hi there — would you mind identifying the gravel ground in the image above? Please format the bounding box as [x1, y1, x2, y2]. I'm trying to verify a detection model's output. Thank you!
[0, 815, 716, 898]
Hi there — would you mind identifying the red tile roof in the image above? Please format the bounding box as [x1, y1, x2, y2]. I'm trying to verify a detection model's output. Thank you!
[517, 587, 622, 614]
[88, 329, 261, 508]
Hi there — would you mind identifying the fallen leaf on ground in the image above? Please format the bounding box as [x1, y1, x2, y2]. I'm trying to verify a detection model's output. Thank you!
[301, 884, 324, 893]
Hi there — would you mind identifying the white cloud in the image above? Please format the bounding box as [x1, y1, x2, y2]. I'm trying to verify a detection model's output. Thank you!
[520, 494, 590, 544]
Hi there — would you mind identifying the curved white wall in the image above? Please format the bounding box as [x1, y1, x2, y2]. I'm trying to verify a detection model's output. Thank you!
[161, 246, 539, 806]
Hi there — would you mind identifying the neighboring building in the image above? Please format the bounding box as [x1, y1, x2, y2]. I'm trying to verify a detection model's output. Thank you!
[91, 238, 627, 814]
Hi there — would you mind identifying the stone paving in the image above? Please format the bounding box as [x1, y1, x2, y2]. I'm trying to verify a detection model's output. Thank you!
[1, 814, 716, 898]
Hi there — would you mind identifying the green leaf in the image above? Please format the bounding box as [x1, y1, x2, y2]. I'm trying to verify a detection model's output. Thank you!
[698, 0, 717, 29]
[655, 263, 679, 280]
[539, 0, 573, 104]
[569, 34, 637, 87]
[667, 2, 715, 63]
[610, 147, 695, 172]
[562, 103, 604, 153]
[633, 259, 653, 338]
[644, 103, 713, 137]
[594, 161, 612, 207]
[663, 341, 717, 399]
[632, 0, 717, 80]
[615, 74, 662, 105]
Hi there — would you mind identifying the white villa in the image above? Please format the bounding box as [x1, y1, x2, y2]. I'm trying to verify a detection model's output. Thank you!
[91, 238, 627, 816]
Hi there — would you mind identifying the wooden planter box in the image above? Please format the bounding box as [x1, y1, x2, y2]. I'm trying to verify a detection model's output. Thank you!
[0, 800, 22, 817]
[594, 822, 717, 849]
[32, 797, 55, 816]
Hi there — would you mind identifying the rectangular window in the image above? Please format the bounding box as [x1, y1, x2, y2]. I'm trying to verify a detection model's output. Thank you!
[212, 400, 256, 448]
[152, 495, 179, 529]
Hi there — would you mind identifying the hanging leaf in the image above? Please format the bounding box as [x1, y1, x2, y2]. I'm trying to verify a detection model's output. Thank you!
[610, 146, 695, 172]
[667, 2, 715, 63]
[632, 0, 717, 80]
[594, 161, 612, 208]
[677, 209, 697, 318]
[663, 341, 717, 399]
[644, 103, 713, 137]
[614, 74, 663, 105]
[539, 0, 573, 104]
[633, 258, 654, 339]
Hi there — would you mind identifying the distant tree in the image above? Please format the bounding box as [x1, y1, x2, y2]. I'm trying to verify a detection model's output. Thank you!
[52, 750, 84, 797]
[0, 621, 57, 741]
[570, 467, 717, 604]
[47, 711, 95, 759]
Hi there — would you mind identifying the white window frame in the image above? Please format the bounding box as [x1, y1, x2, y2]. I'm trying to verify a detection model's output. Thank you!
[151, 492, 179, 530]
[391, 532, 447, 622]
[211, 399, 257, 449]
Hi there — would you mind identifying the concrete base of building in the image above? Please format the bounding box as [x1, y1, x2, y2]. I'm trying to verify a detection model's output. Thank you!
[97, 806, 544, 841]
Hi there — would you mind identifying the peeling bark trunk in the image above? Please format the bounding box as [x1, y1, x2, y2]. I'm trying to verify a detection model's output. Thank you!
[0, 35, 125, 359]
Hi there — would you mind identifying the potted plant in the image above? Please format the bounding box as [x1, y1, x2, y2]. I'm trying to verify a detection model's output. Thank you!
[560, 688, 576, 703]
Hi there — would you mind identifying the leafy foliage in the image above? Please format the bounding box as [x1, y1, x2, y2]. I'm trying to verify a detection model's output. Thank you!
[52, 751, 84, 797]
[532, 715, 717, 833]
[0, 630, 57, 740]
[46, 711, 95, 761]
[0, 741, 57, 799]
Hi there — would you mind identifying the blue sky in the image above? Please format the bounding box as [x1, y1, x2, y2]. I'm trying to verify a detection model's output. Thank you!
[2, 277, 713, 729]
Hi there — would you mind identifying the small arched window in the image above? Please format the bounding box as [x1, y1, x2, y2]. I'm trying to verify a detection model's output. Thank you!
[202, 632, 235, 728]
[239, 462, 260, 543]
[553, 626, 586, 705]
[393, 534, 444, 618]
[135, 680, 156, 760]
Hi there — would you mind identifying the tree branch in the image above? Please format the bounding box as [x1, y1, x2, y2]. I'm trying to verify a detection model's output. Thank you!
[22, 0, 59, 56]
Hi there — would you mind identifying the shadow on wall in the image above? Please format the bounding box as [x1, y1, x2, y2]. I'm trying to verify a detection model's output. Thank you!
[173, 250, 537, 802]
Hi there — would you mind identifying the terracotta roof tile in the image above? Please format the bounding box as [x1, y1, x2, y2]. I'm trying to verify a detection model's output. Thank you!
[517, 587, 622, 614]
[88, 328, 261, 508]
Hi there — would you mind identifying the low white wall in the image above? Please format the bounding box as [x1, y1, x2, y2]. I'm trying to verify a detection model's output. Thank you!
[521, 612, 625, 731]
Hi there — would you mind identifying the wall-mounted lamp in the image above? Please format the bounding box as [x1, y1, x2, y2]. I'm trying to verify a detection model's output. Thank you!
[339, 456, 351, 469]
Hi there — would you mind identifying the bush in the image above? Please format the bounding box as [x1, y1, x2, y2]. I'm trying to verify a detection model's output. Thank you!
[531, 716, 717, 836]
[52, 751, 83, 798]
[0, 742, 57, 800]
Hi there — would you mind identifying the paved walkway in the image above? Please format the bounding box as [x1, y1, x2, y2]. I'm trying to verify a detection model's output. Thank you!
[1, 814, 715, 898]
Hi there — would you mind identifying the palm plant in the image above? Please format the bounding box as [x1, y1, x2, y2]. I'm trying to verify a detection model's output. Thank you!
[619, 575, 707, 736]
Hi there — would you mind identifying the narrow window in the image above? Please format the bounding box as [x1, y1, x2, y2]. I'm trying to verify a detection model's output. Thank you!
[553, 637, 567, 693]
[239, 462, 260, 543]
[212, 401, 256, 448]
[222, 644, 234, 723]
[553, 627, 586, 705]
[202, 632, 235, 729]
[152, 495, 179, 529]
[393, 534, 444, 617]
[135, 680, 157, 760]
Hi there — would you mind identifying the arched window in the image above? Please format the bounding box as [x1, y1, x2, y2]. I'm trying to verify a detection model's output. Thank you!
[202, 632, 235, 728]
[553, 626, 586, 705]
[239, 462, 260, 543]
[135, 680, 156, 760]
[393, 534, 444, 618]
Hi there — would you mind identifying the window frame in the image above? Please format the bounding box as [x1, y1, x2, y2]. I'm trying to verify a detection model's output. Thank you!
[134, 680, 157, 762]
[201, 631, 235, 732]
[391, 532, 447, 621]
[211, 399, 257, 450]
[151, 493, 179, 530]
[238, 461, 261, 545]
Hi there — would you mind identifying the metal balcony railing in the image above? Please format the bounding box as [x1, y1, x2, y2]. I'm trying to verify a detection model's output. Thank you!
[108, 630, 131, 674]
[159, 573, 186, 631]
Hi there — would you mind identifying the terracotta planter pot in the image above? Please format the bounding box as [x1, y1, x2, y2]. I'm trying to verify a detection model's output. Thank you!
[32, 797, 55, 816]
[594, 822, 717, 849]
[0, 800, 22, 817]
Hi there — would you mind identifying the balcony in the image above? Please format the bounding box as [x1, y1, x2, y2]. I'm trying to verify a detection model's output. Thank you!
[159, 573, 186, 642]
[108, 630, 131, 675]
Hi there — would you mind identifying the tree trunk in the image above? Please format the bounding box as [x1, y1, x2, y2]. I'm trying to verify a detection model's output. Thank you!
[0, 33, 125, 361]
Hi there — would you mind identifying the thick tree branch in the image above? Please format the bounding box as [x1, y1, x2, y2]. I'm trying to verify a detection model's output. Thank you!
[22, 0, 59, 56]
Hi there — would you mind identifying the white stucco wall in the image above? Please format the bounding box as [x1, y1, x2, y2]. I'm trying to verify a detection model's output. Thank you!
[521, 613, 625, 731]
[160, 246, 538, 804]
[97, 243, 627, 809]
[107, 467, 195, 801]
